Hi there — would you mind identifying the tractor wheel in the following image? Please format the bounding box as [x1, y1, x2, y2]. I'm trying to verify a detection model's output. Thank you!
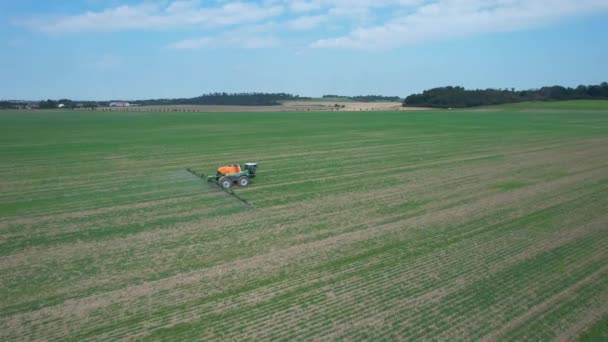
[219, 177, 232, 189]
[238, 176, 249, 187]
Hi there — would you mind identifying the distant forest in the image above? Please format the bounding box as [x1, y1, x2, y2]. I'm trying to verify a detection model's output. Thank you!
[403, 83, 608, 108]
[132, 92, 305, 106]
[3, 93, 307, 109]
[4, 83, 608, 110]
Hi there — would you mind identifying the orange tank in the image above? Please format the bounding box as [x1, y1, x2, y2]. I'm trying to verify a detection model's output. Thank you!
[217, 164, 241, 175]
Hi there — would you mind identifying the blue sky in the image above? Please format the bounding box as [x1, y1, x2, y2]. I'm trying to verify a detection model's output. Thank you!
[1, 0, 607, 100]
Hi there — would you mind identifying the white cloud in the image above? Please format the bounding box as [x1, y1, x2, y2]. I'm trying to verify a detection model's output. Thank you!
[287, 14, 328, 30]
[287, 0, 425, 13]
[311, 0, 608, 49]
[19, 0, 608, 51]
[289, 1, 324, 13]
[284, 0, 417, 31]
[169, 21, 281, 49]
[170, 33, 280, 49]
[24, 1, 284, 33]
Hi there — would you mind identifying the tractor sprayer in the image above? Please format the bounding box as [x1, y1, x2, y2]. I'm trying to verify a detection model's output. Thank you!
[186, 162, 258, 207]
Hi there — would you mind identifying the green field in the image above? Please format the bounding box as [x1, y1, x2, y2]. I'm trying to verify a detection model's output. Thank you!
[484, 99, 608, 111]
[1, 107, 607, 340]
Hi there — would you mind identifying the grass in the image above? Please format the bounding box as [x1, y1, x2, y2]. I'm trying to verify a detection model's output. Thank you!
[0, 105, 607, 340]
[493, 181, 528, 191]
[579, 315, 608, 341]
[486, 99, 608, 111]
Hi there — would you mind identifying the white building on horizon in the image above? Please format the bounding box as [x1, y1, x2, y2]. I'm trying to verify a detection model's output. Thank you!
[109, 101, 130, 107]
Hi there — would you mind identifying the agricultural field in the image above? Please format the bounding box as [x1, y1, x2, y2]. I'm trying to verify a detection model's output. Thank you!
[1, 105, 608, 340]
[480, 99, 608, 111]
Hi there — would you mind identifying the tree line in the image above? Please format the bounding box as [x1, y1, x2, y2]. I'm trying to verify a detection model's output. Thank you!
[22, 93, 304, 109]
[38, 99, 103, 109]
[0, 101, 19, 109]
[403, 83, 608, 108]
[4, 84, 608, 110]
[132, 93, 305, 106]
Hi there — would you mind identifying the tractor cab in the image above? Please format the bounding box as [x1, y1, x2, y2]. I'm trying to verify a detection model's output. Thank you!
[243, 163, 258, 178]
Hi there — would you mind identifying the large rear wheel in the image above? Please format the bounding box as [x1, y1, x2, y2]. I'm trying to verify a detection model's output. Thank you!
[238, 176, 249, 187]
[219, 177, 232, 189]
